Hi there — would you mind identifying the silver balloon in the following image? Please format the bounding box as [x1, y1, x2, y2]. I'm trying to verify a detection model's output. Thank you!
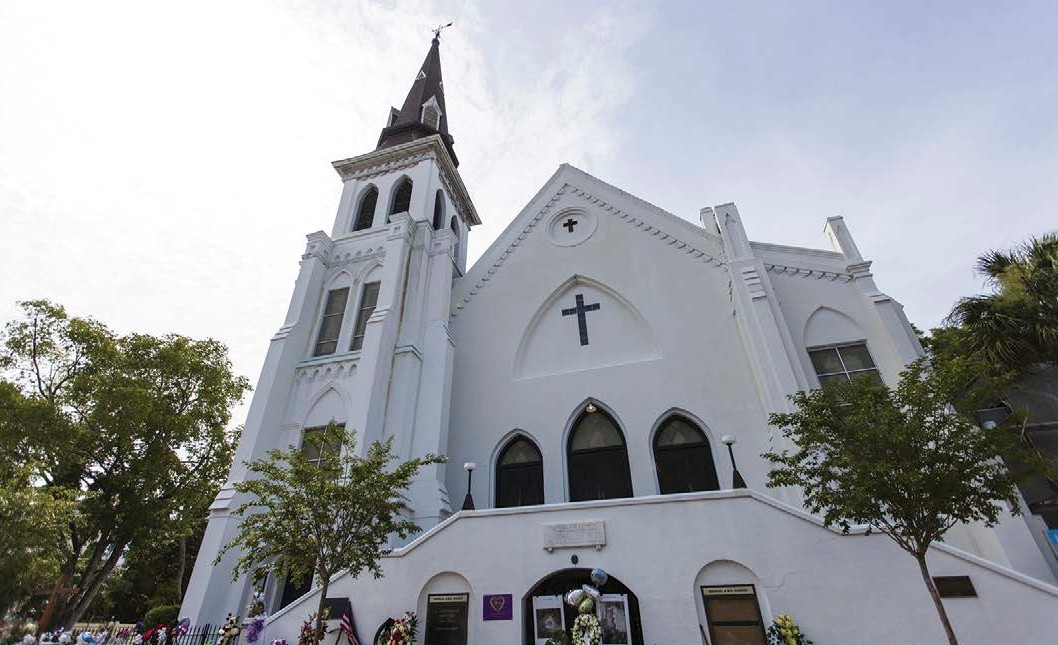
[566, 589, 585, 607]
[582, 584, 601, 600]
[590, 568, 609, 587]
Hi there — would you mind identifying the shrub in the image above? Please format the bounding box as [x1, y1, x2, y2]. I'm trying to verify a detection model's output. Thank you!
[144, 605, 181, 628]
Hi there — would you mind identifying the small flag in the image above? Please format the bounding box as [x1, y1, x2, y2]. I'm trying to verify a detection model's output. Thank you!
[339, 607, 360, 645]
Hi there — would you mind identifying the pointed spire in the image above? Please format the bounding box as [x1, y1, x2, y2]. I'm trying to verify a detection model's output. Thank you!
[376, 35, 458, 166]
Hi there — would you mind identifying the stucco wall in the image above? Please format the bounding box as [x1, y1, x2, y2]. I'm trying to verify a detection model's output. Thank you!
[266, 492, 1058, 645]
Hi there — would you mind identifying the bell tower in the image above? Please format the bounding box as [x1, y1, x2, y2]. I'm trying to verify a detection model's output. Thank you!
[181, 35, 479, 626]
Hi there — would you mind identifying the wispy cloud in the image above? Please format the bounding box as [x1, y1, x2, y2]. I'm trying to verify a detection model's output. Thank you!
[0, 0, 646, 423]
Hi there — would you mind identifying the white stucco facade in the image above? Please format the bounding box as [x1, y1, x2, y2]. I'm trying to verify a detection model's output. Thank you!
[180, 64, 1058, 642]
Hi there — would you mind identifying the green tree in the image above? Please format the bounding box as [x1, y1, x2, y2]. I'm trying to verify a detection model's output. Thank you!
[0, 300, 250, 629]
[0, 459, 75, 619]
[218, 423, 445, 645]
[764, 359, 1022, 645]
[946, 233, 1058, 371]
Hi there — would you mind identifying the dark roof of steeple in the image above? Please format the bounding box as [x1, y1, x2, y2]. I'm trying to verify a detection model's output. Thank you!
[376, 37, 458, 166]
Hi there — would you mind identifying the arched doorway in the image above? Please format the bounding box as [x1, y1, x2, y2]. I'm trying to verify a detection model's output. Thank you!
[522, 568, 644, 645]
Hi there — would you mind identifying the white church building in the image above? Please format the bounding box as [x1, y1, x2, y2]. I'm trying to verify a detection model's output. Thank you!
[181, 37, 1058, 644]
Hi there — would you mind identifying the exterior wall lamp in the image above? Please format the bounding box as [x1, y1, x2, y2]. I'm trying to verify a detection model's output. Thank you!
[461, 461, 477, 510]
[721, 435, 747, 489]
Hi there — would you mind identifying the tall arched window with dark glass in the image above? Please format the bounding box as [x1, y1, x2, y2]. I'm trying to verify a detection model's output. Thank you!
[432, 190, 445, 230]
[352, 186, 378, 232]
[389, 178, 413, 217]
[495, 437, 544, 508]
[653, 415, 719, 494]
[568, 407, 632, 501]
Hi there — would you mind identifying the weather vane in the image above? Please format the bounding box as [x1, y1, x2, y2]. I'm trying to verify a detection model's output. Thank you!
[432, 21, 453, 40]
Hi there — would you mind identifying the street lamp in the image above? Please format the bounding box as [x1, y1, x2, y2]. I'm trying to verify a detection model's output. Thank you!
[461, 462, 477, 510]
[721, 435, 747, 489]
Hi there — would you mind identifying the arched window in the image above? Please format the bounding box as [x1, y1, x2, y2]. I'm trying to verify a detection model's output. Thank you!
[389, 178, 413, 217]
[653, 415, 719, 494]
[432, 190, 445, 230]
[450, 216, 460, 259]
[352, 186, 378, 232]
[568, 407, 632, 501]
[495, 436, 544, 508]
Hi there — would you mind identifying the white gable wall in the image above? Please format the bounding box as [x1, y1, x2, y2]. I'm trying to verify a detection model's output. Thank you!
[450, 171, 786, 511]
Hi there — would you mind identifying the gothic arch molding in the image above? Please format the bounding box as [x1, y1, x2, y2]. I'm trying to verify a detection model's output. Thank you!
[300, 382, 349, 429]
[803, 305, 866, 347]
[354, 260, 383, 285]
[513, 274, 660, 379]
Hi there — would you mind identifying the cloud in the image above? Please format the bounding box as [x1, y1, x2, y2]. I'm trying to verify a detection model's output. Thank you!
[0, 0, 646, 425]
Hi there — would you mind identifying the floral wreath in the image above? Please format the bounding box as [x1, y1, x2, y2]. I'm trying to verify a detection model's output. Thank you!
[570, 614, 601, 645]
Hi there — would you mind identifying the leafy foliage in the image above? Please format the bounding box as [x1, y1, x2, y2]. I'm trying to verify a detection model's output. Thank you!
[764, 358, 1022, 645]
[765, 358, 1020, 550]
[0, 458, 76, 619]
[217, 423, 445, 645]
[143, 604, 181, 628]
[0, 300, 250, 627]
[946, 233, 1058, 371]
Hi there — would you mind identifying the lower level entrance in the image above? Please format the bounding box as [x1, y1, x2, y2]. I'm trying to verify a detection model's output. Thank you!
[522, 568, 644, 645]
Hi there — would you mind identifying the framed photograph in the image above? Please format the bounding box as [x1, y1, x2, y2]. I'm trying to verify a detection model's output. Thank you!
[532, 595, 566, 644]
[597, 594, 631, 645]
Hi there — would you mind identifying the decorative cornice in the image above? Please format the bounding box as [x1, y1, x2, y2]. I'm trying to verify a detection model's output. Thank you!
[569, 186, 725, 267]
[326, 247, 385, 268]
[331, 136, 480, 226]
[294, 355, 359, 382]
[764, 263, 853, 283]
[453, 183, 725, 316]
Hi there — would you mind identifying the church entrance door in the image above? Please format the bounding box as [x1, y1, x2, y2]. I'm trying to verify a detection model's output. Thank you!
[522, 568, 643, 645]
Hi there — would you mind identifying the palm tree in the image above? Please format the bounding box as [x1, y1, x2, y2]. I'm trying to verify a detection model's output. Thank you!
[946, 233, 1058, 372]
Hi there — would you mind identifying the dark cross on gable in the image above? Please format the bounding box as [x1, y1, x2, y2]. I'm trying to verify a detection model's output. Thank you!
[562, 294, 601, 346]
[562, 217, 579, 233]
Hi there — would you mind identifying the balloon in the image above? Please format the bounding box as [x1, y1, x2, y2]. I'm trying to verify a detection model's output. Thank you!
[577, 597, 594, 615]
[565, 589, 585, 607]
[590, 568, 608, 587]
[582, 584, 601, 600]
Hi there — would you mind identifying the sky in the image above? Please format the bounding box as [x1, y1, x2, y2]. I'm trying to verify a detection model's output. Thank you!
[2, 1, 1057, 424]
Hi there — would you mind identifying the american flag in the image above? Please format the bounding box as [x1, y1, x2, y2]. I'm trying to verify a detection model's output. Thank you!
[339, 606, 360, 645]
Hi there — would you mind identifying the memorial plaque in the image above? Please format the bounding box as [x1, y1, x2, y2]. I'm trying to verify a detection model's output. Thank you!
[425, 593, 469, 645]
[542, 520, 606, 551]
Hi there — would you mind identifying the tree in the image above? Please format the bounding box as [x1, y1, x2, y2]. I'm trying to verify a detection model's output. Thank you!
[0, 459, 75, 619]
[0, 300, 250, 628]
[946, 233, 1058, 371]
[217, 423, 445, 645]
[764, 359, 1022, 645]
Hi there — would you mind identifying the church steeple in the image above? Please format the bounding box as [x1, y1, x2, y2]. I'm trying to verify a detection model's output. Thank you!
[376, 35, 458, 166]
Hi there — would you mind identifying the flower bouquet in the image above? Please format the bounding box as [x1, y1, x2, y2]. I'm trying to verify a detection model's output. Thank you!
[385, 613, 417, 645]
[766, 614, 812, 645]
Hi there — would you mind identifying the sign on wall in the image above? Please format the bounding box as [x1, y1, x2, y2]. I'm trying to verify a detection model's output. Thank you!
[482, 594, 513, 621]
[425, 593, 469, 645]
[542, 520, 606, 552]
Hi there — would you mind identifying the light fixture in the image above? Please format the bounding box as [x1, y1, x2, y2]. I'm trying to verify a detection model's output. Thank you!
[461, 462, 477, 511]
[721, 435, 747, 489]
[585, 402, 597, 414]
